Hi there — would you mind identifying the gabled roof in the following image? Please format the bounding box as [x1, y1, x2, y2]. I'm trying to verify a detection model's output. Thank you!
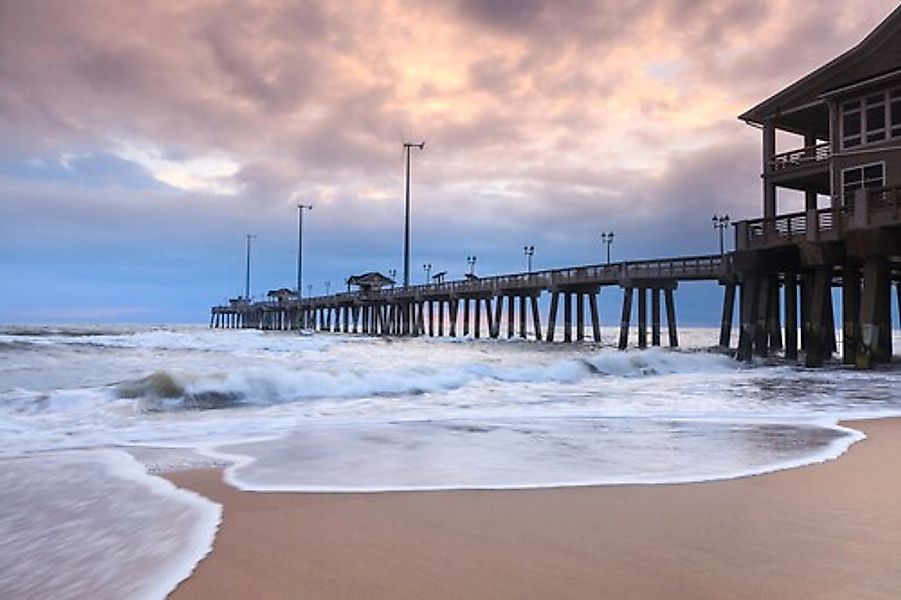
[740, 5, 901, 126]
[346, 272, 395, 287]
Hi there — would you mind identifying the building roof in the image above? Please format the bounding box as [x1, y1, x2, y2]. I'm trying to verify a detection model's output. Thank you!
[346, 272, 395, 287]
[739, 6, 901, 132]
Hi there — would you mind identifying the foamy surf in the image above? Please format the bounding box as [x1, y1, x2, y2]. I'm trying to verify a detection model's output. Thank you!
[0, 449, 220, 600]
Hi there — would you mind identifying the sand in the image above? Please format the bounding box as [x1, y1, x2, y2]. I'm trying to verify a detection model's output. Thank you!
[166, 419, 901, 599]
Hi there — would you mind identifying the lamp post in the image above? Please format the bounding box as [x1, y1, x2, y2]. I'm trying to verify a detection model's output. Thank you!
[388, 268, 397, 289]
[402, 141, 425, 288]
[325, 281, 331, 295]
[712, 214, 730, 254]
[601, 231, 614, 265]
[296, 204, 313, 297]
[307, 284, 313, 297]
[467, 255, 477, 276]
[523, 245, 535, 273]
[244, 234, 256, 299]
[423, 263, 432, 284]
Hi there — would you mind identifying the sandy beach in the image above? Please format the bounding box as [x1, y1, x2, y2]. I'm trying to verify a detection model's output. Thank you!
[166, 418, 901, 599]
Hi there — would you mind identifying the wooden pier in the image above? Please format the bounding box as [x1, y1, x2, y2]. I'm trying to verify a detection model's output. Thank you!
[211, 254, 734, 350]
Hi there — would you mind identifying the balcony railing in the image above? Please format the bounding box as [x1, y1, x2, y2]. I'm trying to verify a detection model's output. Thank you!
[771, 142, 831, 173]
[736, 186, 901, 250]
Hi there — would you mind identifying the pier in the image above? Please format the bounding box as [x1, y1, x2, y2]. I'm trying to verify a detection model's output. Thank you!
[211, 7, 901, 369]
[211, 254, 734, 350]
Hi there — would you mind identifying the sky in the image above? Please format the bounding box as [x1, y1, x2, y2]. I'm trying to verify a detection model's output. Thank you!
[0, 0, 898, 324]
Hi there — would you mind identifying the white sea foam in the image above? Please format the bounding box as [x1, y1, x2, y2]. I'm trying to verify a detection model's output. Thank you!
[0, 449, 220, 600]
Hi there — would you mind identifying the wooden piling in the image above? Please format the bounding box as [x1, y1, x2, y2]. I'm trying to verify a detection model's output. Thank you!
[588, 292, 601, 342]
[637, 287, 647, 349]
[651, 288, 661, 347]
[618, 287, 633, 350]
[474, 297, 482, 338]
[519, 295, 527, 339]
[805, 268, 830, 368]
[507, 295, 515, 339]
[737, 273, 759, 362]
[438, 300, 445, 337]
[576, 293, 585, 342]
[784, 275, 798, 360]
[753, 277, 771, 357]
[547, 292, 560, 342]
[719, 283, 736, 348]
[449, 299, 458, 337]
[842, 267, 860, 364]
[664, 287, 678, 348]
[530, 295, 542, 341]
[563, 293, 573, 343]
[463, 299, 470, 336]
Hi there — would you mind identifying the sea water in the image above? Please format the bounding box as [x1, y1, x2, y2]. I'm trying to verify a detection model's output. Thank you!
[1, 325, 899, 597]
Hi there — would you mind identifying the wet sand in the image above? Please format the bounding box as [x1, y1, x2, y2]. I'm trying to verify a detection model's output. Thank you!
[167, 419, 901, 599]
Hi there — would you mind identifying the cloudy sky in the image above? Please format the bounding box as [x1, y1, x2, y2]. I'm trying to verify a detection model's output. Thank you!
[0, 0, 896, 324]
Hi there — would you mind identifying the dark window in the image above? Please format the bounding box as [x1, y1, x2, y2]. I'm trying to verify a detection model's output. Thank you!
[892, 92, 901, 138]
[842, 99, 861, 111]
[842, 163, 884, 204]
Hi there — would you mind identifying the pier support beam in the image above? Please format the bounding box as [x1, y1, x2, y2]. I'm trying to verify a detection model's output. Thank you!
[507, 295, 515, 339]
[438, 300, 445, 337]
[588, 292, 601, 343]
[737, 273, 759, 362]
[664, 287, 678, 348]
[842, 267, 861, 364]
[563, 293, 573, 343]
[784, 275, 798, 360]
[449, 299, 458, 337]
[530, 295, 542, 341]
[719, 283, 736, 348]
[519, 295, 527, 339]
[637, 287, 647, 349]
[651, 288, 661, 347]
[858, 258, 890, 368]
[805, 268, 830, 368]
[463, 299, 471, 337]
[474, 297, 482, 338]
[576, 293, 585, 342]
[547, 292, 560, 342]
[618, 287, 633, 350]
[485, 297, 495, 339]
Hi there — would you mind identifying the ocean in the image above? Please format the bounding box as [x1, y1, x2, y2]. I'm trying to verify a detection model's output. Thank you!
[1, 325, 899, 598]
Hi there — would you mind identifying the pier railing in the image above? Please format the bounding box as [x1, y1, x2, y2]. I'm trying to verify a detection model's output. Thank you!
[735, 186, 901, 250]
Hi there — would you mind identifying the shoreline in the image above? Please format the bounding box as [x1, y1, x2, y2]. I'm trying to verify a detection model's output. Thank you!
[165, 418, 901, 599]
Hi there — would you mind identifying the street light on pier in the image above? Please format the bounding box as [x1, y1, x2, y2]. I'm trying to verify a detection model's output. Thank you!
[601, 231, 615, 265]
[712, 214, 730, 255]
[467, 255, 477, 276]
[402, 141, 426, 288]
[244, 234, 256, 300]
[307, 284, 313, 297]
[523, 245, 535, 273]
[388, 268, 397, 289]
[423, 263, 432, 284]
[296, 204, 313, 297]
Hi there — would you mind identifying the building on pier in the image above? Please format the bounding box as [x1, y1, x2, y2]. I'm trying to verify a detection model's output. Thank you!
[731, 5, 901, 368]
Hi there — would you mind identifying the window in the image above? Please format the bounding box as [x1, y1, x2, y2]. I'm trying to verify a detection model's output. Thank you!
[892, 89, 901, 139]
[842, 100, 861, 148]
[842, 162, 884, 203]
[840, 88, 901, 148]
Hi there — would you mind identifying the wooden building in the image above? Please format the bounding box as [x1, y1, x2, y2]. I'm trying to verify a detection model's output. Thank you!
[733, 5, 901, 368]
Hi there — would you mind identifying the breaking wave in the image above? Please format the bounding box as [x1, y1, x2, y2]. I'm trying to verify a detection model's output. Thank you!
[115, 348, 739, 412]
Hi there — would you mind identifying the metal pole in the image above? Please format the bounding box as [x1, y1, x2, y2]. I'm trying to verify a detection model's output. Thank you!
[403, 142, 424, 288]
[244, 234, 255, 299]
[296, 205, 312, 298]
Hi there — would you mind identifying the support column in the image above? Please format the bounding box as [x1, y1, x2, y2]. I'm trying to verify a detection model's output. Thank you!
[664, 287, 678, 348]
[449, 299, 458, 337]
[754, 276, 771, 357]
[805, 268, 830, 368]
[588, 292, 601, 342]
[438, 300, 445, 337]
[767, 280, 782, 351]
[530, 295, 542, 341]
[463, 299, 471, 337]
[547, 292, 560, 342]
[841, 268, 860, 364]
[474, 297, 482, 338]
[618, 287, 633, 350]
[719, 283, 736, 348]
[784, 275, 798, 360]
[563, 292, 573, 343]
[507, 295, 515, 339]
[737, 273, 759, 362]
[651, 288, 661, 347]
[763, 119, 776, 219]
[491, 297, 501, 338]
[637, 287, 647, 349]
[519, 295, 527, 339]
[576, 293, 585, 342]
[824, 286, 836, 356]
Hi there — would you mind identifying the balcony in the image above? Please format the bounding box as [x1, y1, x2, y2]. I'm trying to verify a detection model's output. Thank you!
[770, 142, 831, 173]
